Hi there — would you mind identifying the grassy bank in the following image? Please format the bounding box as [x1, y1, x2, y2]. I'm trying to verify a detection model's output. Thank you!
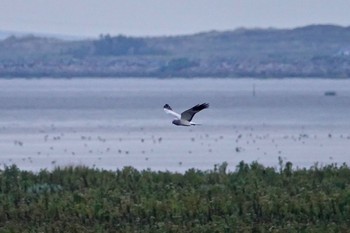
[1, 160, 350, 232]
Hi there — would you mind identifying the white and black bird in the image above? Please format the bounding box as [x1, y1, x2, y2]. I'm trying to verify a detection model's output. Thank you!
[163, 103, 209, 126]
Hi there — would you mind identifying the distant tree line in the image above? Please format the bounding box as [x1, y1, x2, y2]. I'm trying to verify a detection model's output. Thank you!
[93, 34, 162, 56]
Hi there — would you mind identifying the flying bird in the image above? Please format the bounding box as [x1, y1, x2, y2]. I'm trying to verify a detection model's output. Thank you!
[163, 103, 209, 126]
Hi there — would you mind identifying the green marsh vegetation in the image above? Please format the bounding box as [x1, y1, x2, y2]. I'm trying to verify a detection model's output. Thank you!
[1, 159, 350, 232]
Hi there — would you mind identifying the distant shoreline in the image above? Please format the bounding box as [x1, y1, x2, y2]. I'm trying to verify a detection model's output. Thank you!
[1, 25, 350, 78]
[0, 76, 349, 80]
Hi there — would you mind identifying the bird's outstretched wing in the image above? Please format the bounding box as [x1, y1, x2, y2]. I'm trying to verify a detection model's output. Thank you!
[163, 104, 181, 119]
[181, 103, 209, 121]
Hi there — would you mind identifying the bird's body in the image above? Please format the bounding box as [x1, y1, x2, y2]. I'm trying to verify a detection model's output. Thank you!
[163, 103, 209, 126]
[172, 119, 193, 126]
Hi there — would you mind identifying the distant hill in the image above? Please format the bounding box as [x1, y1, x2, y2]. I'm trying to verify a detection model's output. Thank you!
[1, 24, 350, 78]
[0, 30, 87, 41]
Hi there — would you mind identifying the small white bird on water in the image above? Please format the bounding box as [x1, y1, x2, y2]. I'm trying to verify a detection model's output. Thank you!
[163, 103, 209, 126]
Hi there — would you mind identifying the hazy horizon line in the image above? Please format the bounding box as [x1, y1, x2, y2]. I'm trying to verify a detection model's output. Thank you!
[1, 23, 349, 40]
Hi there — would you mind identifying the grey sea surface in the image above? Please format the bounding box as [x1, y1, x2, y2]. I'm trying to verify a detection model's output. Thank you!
[0, 78, 349, 172]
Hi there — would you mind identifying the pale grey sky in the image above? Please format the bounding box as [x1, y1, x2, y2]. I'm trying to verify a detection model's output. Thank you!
[1, 0, 350, 37]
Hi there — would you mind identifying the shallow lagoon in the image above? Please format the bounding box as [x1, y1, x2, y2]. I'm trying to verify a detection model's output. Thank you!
[0, 78, 349, 171]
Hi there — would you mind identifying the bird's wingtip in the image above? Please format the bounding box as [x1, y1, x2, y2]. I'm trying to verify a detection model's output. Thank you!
[191, 103, 209, 111]
[163, 104, 172, 110]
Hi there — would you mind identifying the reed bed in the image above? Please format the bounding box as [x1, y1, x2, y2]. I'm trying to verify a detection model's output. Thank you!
[1, 159, 350, 232]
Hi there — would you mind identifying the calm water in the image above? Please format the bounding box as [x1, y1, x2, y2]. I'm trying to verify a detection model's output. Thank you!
[0, 78, 349, 172]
